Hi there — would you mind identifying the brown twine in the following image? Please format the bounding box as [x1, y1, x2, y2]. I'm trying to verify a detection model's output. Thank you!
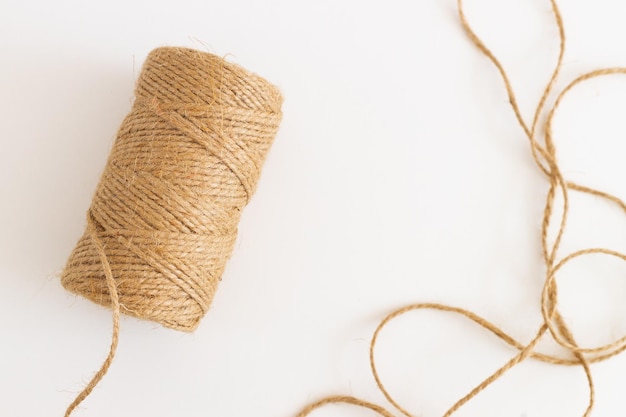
[60, 47, 282, 416]
[295, 1, 626, 416]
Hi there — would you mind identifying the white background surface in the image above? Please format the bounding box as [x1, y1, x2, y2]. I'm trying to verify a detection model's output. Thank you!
[4, 0, 626, 416]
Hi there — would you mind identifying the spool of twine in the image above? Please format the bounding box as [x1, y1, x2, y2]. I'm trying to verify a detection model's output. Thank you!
[61, 47, 283, 332]
[60, 47, 282, 416]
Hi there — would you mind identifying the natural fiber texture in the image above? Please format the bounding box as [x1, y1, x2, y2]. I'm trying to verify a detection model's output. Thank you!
[61, 47, 282, 416]
[295, 1, 626, 416]
[62, 47, 282, 331]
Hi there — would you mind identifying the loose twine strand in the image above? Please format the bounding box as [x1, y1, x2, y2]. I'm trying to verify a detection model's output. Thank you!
[61, 47, 283, 416]
[296, 1, 626, 416]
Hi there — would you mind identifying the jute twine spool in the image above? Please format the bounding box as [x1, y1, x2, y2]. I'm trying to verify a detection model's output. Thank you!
[295, 1, 626, 416]
[61, 47, 282, 415]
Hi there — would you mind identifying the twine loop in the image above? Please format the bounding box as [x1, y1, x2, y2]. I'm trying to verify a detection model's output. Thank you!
[297, 1, 626, 416]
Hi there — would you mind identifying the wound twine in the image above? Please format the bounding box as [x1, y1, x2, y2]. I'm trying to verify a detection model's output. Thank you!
[60, 47, 282, 416]
[295, 1, 626, 416]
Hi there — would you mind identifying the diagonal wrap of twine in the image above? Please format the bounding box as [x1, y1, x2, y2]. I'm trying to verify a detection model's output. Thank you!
[295, 1, 626, 416]
[60, 47, 282, 416]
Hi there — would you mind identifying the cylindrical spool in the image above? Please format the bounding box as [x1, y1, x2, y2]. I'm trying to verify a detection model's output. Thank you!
[61, 47, 283, 332]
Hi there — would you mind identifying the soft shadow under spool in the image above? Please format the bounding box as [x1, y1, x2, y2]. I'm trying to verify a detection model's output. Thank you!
[61, 47, 283, 332]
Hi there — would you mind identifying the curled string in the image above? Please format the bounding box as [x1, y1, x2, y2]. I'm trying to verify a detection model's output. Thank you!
[296, 1, 626, 416]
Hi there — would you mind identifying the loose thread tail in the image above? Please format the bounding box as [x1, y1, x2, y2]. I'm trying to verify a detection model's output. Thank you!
[295, 0, 626, 416]
[64, 216, 121, 417]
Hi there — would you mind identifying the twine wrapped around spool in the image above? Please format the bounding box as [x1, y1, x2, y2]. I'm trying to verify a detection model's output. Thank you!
[61, 47, 283, 332]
